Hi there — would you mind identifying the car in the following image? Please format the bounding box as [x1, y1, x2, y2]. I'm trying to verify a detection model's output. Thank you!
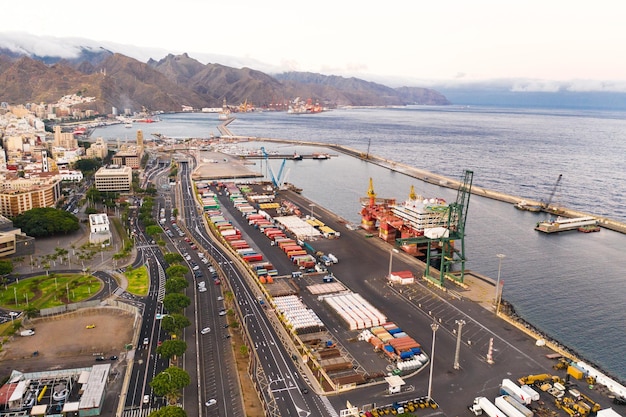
[224, 334, 231, 339]
[109, 355, 118, 360]
[199, 287, 207, 292]
[143, 337, 149, 345]
[86, 324, 96, 329]
[217, 296, 223, 301]
[219, 311, 226, 316]
[95, 356, 105, 361]
[201, 327, 211, 334]
[205, 399, 217, 407]
[301, 387, 309, 394]
[192, 265, 200, 271]
[223, 324, 229, 328]
[143, 395, 150, 404]
[208, 266, 216, 273]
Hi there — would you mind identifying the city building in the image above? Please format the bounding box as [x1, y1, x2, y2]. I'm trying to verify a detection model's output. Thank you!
[88, 213, 111, 245]
[94, 165, 132, 192]
[0, 173, 62, 217]
[0, 215, 34, 258]
[86, 137, 109, 159]
[52, 125, 78, 149]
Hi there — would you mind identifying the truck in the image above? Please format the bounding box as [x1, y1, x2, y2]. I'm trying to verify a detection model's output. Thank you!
[20, 329, 35, 336]
[327, 253, 338, 263]
[501, 378, 531, 405]
[495, 395, 534, 417]
[469, 397, 507, 417]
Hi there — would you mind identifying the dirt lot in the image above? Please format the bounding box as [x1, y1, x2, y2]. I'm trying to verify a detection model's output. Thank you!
[0, 309, 135, 376]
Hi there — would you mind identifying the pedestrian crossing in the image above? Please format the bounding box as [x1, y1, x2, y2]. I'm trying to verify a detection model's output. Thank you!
[122, 406, 160, 417]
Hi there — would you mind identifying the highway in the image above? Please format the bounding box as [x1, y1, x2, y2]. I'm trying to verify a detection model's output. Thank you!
[176, 160, 334, 417]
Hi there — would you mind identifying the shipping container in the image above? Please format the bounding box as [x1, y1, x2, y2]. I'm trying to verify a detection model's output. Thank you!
[243, 254, 263, 262]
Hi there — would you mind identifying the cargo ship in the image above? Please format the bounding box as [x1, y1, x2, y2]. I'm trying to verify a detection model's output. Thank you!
[360, 178, 451, 255]
[535, 216, 598, 233]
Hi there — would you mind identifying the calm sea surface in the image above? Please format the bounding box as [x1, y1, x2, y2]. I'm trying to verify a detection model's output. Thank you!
[93, 107, 626, 383]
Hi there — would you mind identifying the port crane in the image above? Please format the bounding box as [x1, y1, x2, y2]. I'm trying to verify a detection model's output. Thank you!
[423, 170, 473, 287]
[260, 147, 287, 188]
[542, 174, 563, 213]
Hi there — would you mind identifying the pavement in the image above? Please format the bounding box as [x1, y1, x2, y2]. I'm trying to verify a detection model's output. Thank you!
[12, 209, 134, 280]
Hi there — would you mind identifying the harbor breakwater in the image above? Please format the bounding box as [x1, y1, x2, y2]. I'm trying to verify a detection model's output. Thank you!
[244, 135, 626, 235]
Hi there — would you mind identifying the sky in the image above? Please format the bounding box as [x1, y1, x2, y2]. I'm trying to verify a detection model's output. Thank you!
[3, 0, 626, 91]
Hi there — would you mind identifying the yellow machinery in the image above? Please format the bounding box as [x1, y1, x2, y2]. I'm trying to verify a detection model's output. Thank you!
[518, 373, 553, 385]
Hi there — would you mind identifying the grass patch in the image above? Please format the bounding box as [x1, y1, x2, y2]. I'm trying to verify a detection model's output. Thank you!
[124, 266, 149, 296]
[0, 274, 101, 310]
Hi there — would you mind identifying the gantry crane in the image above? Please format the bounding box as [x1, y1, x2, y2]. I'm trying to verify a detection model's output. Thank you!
[424, 170, 473, 287]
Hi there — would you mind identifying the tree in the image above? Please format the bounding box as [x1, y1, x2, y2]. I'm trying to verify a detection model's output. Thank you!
[12, 208, 80, 237]
[0, 260, 13, 276]
[149, 367, 190, 405]
[146, 225, 163, 237]
[165, 265, 188, 279]
[157, 339, 187, 360]
[24, 306, 40, 319]
[149, 405, 187, 417]
[161, 313, 191, 334]
[163, 253, 183, 264]
[165, 277, 188, 294]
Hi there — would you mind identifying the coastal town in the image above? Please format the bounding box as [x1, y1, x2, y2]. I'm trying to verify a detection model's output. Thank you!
[0, 98, 624, 417]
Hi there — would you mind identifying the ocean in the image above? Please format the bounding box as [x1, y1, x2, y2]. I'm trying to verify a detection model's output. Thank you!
[92, 106, 626, 383]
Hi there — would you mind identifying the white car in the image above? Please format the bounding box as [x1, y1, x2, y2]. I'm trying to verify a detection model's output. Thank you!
[219, 311, 226, 316]
[217, 296, 223, 301]
[201, 327, 211, 334]
[205, 399, 217, 407]
[143, 395, 150, 404]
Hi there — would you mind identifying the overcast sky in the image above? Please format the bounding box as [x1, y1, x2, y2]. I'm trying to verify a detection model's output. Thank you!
[3, 0, 626, 89]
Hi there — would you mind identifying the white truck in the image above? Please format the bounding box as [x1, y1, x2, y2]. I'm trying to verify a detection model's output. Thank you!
[501, 378, 532, 405]
[469, 397, 507, 417]
[20, 329, 35, 336]
[495, 395, 534, 417]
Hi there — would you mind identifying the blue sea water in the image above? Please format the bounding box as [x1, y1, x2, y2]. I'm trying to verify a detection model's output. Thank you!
[92, 106, 626, 383]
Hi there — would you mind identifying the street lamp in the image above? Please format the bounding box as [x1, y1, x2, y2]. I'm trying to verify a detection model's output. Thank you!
[453, 320, 466, 370]
[494, 254, 506, 314]
[388, 248, 399, 280]
[427, 322, 439, 400]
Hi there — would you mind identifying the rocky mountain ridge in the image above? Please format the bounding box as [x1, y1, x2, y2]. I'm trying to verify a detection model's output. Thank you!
[0, 47, 450, 114]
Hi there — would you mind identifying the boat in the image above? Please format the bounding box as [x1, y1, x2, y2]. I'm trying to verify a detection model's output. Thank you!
[124, 122, 132, 128]
[292, 152, 303, 160]
[535, 216, 597, 233]
[312, 153, 330, 160]
[287, 97, 324, 114]
[360, 181, 449, 243]
[514, 200, 542, 212]
[578, 224, 601, 233]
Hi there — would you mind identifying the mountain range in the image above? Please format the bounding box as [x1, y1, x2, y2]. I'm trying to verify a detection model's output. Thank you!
[0, 41, 450, 114]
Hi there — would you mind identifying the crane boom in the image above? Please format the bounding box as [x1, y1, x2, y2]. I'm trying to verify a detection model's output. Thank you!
[543, 174, 563, 209]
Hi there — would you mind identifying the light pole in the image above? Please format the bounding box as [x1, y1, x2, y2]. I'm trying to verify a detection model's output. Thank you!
[494, 254, 506, 313]
[453, 319, 465, 370]
[388, 248, 399, 279]
[427, 322, 439, 400]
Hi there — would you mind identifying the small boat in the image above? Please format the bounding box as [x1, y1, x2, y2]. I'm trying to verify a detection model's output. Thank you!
[124, 122, 132, 128]
[292, 152, 303, 160]
[312, 152, 330, 160]
[578, 225, 601, 233]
